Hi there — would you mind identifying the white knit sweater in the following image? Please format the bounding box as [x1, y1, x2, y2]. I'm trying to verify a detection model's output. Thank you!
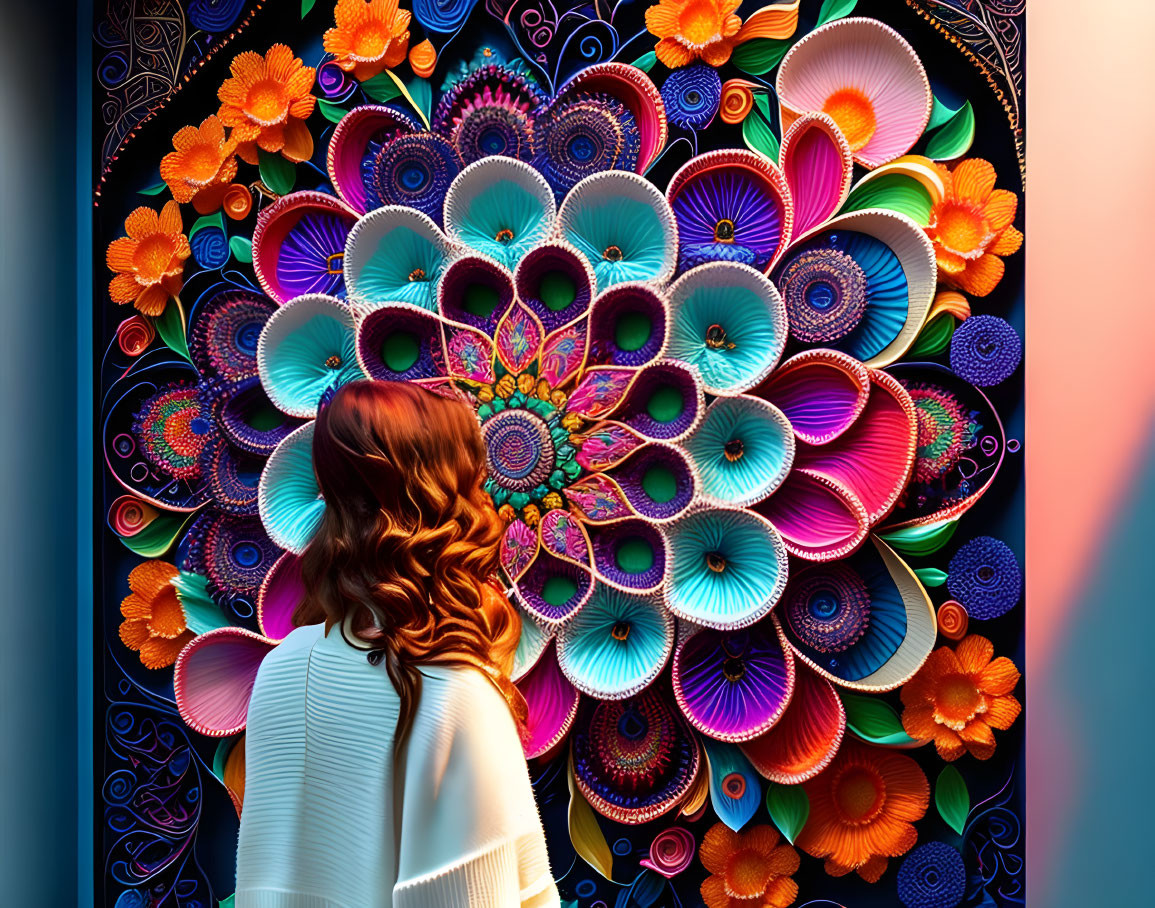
[235, 623, 559, 908]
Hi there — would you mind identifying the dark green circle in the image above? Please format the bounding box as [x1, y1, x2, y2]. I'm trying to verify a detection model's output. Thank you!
[542, 574, 578, 606]
[615, 537, 655, 574]
[641, 466, 678, 503]
[463, 282, 501, 317]
[539, 271, 577, 311]
[247, 399, 286, 432]
[615, 311, 653, 352]
[381, 331, 420, 373]
[646, 385, 685, 423]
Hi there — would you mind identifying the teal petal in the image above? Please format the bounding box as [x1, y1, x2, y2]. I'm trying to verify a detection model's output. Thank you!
[667, 262, 787, 394]
[444, 157, 556, 270]
[258, 422, 326, 555]
[684, 396, 795, 507]
[344, 206, 452, 311]
[258, 295, 364, 418]
[702, 738, 762, 832]
[666, 508, 788, 629]
[558, 171, 677, 292]
[513, 606, 552, 682]
[556, 585, 673, 699]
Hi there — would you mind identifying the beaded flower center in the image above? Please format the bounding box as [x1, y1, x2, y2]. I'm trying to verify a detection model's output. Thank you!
[779, 248, 868, 344]
[934, 674, 986, 729]
[245, 81, 289, 125]
[133, 236, 181, 281]
[932, 201, 995, 259]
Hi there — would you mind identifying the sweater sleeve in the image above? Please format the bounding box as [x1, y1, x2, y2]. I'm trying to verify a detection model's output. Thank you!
[391, 666, 559, 908]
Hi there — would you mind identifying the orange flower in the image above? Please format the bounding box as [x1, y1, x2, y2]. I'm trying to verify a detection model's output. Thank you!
[106, 201, 190, 317]
[408, 38, 437, 79]
[699, 822, 800, 908]
[926, 158, 1023, 297]
[160, 115, 238, 214]
[645, 0, 743, 68]
[119, 561, 195, 669]
[797, 742, 929, 882]
[900, 634, 1021, 761]
[324, 0, 412, 82]
[218, 44, 317, 165]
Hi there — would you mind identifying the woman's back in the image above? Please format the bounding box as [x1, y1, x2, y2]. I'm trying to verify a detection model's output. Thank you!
[236, 623, 558, 908]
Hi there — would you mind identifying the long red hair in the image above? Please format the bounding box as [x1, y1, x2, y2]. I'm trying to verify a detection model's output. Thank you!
[293, 380, 525, 747]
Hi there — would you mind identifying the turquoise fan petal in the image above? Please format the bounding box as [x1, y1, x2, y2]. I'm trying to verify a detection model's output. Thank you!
[512, 606, 552, 682]
[258, 421, 325, 555]
[257, 295, 364, 419]
[667, 262, 787, 395]
[557, 171, 678, 292]
[702, 738, 763, 832]
[343, 206, 455, 312]
[444, 156, 557, 269]
[665, 507, 788, 629]
[684, 396, 795, 508]
[779, 537, 936, 691]
[556, 586, 674, 699]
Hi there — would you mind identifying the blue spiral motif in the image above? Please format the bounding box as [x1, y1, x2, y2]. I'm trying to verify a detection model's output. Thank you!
[947, 535, 1022, 620]
[191, 226, 229, 270]
[413, 0, 481, 33]
[188, 0, 247, 32]
[660, 65, 722, 130]
[897, 842, 967, 908]
[950, 314, 1022, 387]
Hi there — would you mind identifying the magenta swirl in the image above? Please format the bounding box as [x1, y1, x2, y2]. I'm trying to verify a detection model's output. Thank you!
[640, 826, 696, 878]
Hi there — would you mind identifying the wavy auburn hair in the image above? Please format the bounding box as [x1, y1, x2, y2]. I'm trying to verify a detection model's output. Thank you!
[293, 380, 525, 747]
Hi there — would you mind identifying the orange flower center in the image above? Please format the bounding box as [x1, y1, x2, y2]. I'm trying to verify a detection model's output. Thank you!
[165, 409, 205, 457]
[677, 0, 725, 47]
[184, 144, 224, 184]
[351, 23, 389, 60]
[934, 673, 986, 730]
[833, 765, 886, 826]
[245, 79, 290, 126]
[823, 88, 876, 153]
[932, 201, 994, 260]
[724, 848, 773, 899]
[133, 235, 180, 283]
[146, 587, 188, 638]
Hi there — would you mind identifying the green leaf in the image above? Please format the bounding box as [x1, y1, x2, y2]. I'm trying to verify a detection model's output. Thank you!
[408, 76, 433, 120]
[631, 51, 657, 73]
[880, 520, 959, 558]
[188, 212, 224, 241]
[842, 173, 935, 225]
[138, 181, 167, 196]
[361, 72, 403, 103]
[765, 783, 809, 844]
[936, 765, 969, 834]
[915, 567, 949, 588]
[212, 736, 240, 784]
[258, 149, 297, 196]
[118, 512, 194, 558]
[742, 94, 779, 161]
[816, 0, 858, 27]
[229, 235, 253, 264]
[301, 0, 315, 17]
[219, 897, 235, 908]
[924, 100, 975, 161]
[173, 571, 231, 635]
[907, 312, 957, 358]
[153, 297, 191, 363]
[318, 98, 347, 124]
[841, 693, 920, 746]
[926, 94, 958, 132]
[731, 38, 792, 76]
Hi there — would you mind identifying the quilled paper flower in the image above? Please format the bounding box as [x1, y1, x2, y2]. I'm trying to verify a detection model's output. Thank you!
[324, 0, 412, 82]
[160, 115, 238, 213]
[217, 44, 317, 164]
[927, 158, 1023, 297]
[119, 561, 195, 669]
[899, 634, 1021, 761]
[698, 821, 800, 908]
[645, 0, 743, 69]
[106, 201, 191, 316]
[796, 741, 929, 881]
[409, 39, 437, 78]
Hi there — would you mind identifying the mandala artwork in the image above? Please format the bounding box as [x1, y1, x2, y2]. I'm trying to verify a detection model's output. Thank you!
[96, 1, 1025, 905]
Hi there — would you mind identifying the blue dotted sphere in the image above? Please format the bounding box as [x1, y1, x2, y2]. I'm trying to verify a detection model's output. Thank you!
[660, 65, 723, 130]
[897, 842, 967, 908]
[947, 535, 1022, 620]
[950, 314, 1021, 387]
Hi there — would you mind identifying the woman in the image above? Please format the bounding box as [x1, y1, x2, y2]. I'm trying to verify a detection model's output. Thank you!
[236, 381, 559, 908]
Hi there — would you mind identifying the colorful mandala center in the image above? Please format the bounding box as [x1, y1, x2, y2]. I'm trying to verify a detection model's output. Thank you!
[482, 408, 556, 491]
[785, 565, 872, 654]
[907, 384, 975, 483]
[779, 247, 868, 344]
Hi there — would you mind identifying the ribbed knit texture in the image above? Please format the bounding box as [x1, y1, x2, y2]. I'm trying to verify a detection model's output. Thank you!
[236, 624, 558, 908]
